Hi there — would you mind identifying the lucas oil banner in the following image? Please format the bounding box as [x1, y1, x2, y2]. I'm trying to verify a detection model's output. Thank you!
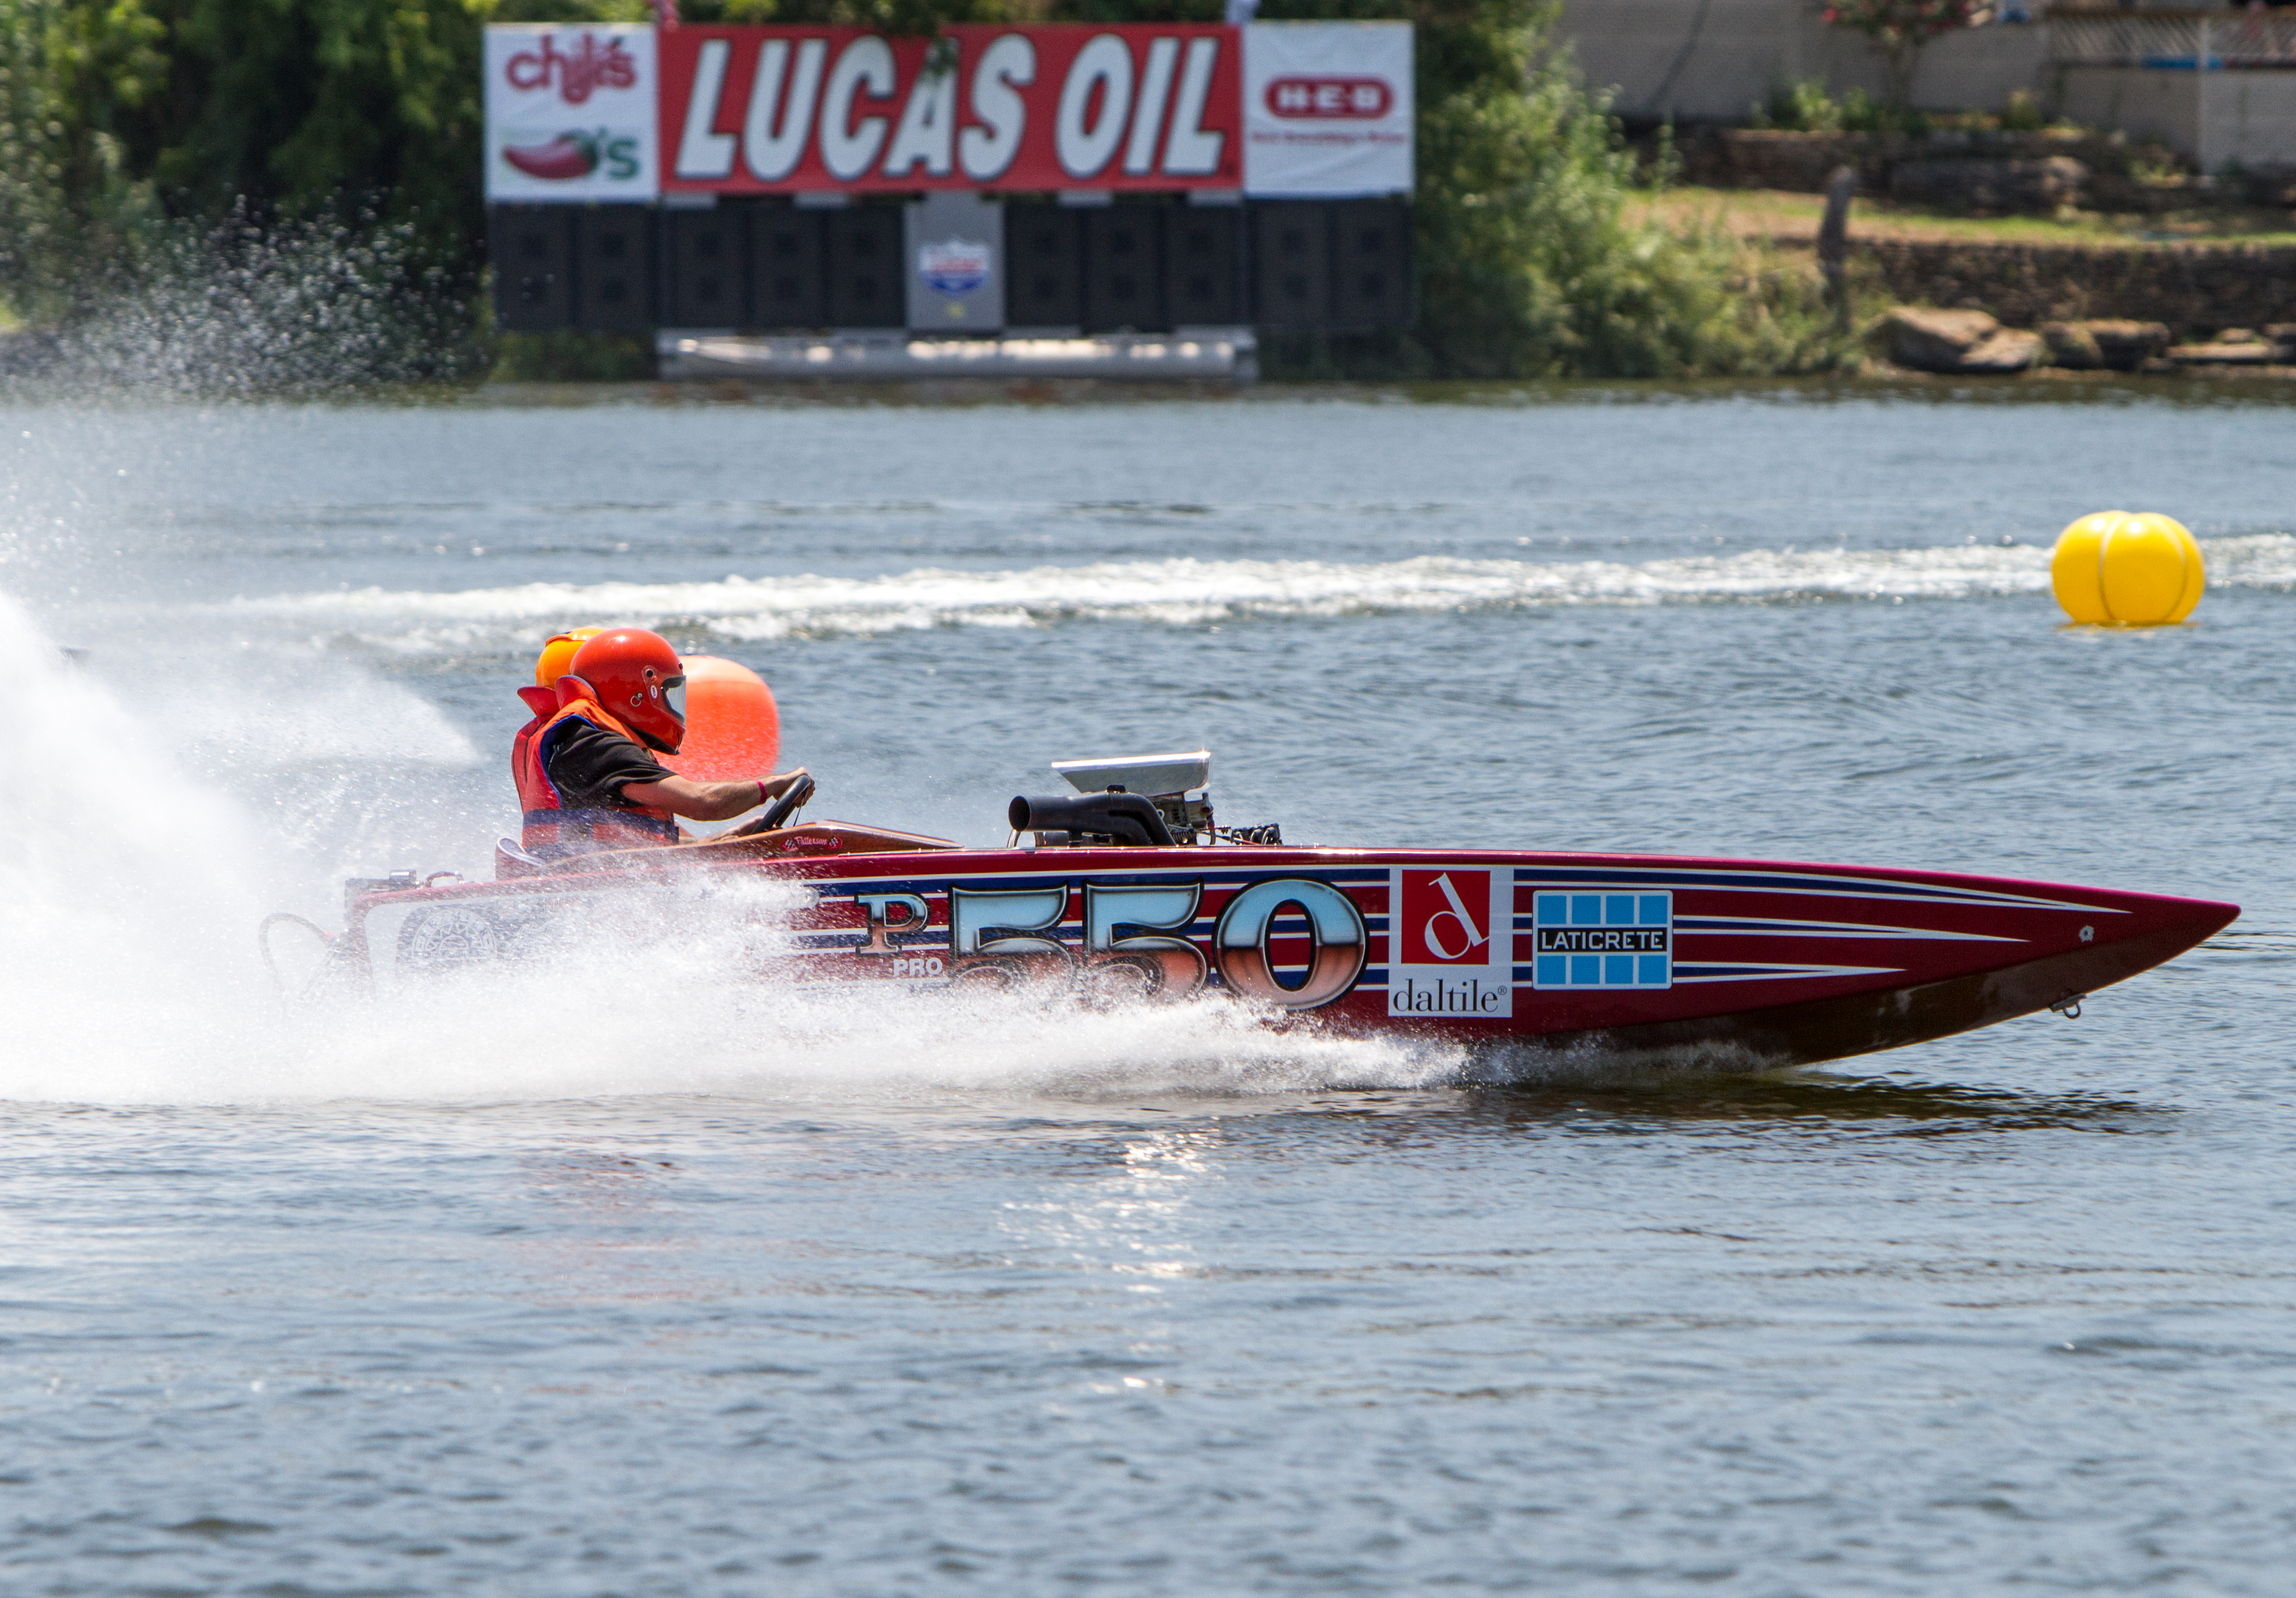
[662, 24, 1241, 194]
[484, 22, 1409, 202]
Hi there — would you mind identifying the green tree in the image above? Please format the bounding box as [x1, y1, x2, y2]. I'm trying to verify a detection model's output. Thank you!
[0, 0, 167, 314]
[134, 0, 496, 266]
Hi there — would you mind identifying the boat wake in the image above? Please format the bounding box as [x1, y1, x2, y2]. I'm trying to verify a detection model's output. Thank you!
[0, 586, 1466, 1105]
[214, 533, 2296, 650]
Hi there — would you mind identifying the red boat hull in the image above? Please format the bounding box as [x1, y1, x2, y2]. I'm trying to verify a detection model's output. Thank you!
[344, 834, 2238, 1070]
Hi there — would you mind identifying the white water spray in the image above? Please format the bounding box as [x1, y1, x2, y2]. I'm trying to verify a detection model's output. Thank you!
[0, 587, 1457, 1104]
[0, 586, 282, 1094]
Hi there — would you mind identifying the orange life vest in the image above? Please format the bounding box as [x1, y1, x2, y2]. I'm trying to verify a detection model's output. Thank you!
[511, 685, 555, 811]
[513, 690, 679, 856]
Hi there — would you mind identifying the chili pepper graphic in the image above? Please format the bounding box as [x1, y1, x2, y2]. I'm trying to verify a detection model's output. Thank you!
[502, 132, 598, 181]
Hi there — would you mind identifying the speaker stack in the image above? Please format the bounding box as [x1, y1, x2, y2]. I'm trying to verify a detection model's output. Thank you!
[1082, 205, 1166, 333]
[1251, 202, 1330, 330]
[823, 206, 904, 328]
[490, 197, 1412, 336]
[1164, 205, 1242, 327]
[1003, 204, 1081, 330]
[663, 207, 747, 328]
[748, 207, 825, 327]
[489, 207, 573, 332]
[572, 208, 656, 334]
[1328, 199, 1412, 331]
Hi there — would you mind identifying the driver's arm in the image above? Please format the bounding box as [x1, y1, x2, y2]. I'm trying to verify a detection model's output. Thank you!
[622, 767, 810, 822]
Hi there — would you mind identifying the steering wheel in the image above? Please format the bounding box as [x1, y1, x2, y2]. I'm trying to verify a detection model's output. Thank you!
[733, 772, 815, 837]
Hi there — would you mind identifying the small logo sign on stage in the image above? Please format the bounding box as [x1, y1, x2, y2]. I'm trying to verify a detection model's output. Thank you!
[1264, 77, 1392, 119]
[919, 238, 991, 297]
[1531, 890, 1672, 989]
[1388, 866, 1512, 1017]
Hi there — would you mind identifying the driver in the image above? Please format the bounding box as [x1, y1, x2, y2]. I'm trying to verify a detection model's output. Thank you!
[513, 626, 809, 857]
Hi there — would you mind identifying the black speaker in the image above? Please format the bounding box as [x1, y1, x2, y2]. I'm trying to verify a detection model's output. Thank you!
[1329, 199, 1412, 331]
[663, 206, 748, 327]
[573, 207, 657, 332]
[489, 206, 573, 332]
[751, 205, 825, 329]
[1251, 202, 1330, 330]
[1003, 204, 1081, 330]
[1083, 205, 1166, 333]
[1163, 204, 1242, 326]
[824, 206, 903, 328]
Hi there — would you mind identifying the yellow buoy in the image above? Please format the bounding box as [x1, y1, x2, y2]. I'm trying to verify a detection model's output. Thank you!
[2049, 511, 2204, 625]
[533, 626, 604, 687]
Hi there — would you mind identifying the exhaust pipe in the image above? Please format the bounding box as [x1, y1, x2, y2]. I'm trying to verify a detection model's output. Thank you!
[1009, 793, 1174, 847]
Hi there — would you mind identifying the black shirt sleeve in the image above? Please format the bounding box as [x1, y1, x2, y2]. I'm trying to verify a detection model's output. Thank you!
[541, 719, 671, 810]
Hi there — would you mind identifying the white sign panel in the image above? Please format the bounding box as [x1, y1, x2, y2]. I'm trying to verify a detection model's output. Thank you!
[1241, 22, 1412, 198]
[905, 191, 1005, 332]
[485, 25, 659, 203]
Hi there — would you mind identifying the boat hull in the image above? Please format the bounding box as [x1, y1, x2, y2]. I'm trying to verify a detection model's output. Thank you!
[344, 839, 2238, 1070]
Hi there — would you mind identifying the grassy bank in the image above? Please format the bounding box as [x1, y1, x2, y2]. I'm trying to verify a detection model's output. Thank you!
[1639, 187, 2296, 250]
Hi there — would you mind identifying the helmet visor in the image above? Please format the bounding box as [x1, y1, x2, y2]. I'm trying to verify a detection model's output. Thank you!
[661, 674, 687, 723]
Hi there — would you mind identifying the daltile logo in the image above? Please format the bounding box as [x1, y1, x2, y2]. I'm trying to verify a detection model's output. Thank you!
[1398, 869, 1491, 965]
[1389, 866, 1511, 1018]
[1388, 975, 1509, 1015]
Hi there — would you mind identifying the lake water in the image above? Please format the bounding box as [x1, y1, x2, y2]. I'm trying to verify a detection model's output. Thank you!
[2, 381, 2292, 1594]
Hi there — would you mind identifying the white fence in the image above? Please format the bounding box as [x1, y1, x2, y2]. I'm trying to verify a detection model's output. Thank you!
[2051, 9, 2296, 71]
[2052, 9, 2296, 168]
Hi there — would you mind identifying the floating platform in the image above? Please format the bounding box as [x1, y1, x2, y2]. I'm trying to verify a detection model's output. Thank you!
[656, 329, 1257, 383]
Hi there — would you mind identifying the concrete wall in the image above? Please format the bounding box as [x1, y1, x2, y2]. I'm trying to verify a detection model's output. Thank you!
[1558, 0, 2048, 121]
[2054, 68, 2197, 156]
[2058, 67, 2296, 168]
[2206, 72, 2296, 170]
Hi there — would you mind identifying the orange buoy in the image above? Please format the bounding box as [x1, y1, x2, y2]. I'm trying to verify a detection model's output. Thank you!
[663, 654, 780, 781]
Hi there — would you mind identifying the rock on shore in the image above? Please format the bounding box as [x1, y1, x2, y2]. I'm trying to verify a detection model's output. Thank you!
[2040, 320, 2171, 371]
[1883, 307, 2043, 374]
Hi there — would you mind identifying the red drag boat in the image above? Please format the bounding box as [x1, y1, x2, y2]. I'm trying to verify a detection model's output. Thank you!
[310, 751, 2238, 1070]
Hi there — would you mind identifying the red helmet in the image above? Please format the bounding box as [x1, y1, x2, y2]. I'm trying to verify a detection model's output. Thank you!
[567, 628, 686, 753]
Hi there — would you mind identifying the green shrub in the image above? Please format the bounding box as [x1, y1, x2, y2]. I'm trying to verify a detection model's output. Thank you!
[492, 328, 656, 383]
[2000, 87, 2045, 133]
[1401, 7, 1847, 378]
[1754, 79, 1845, 134]
[1838, 87, 1887, 133]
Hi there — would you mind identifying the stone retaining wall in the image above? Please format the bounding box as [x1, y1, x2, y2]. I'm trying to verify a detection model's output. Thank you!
[1858, 240, 2296, 337]
[1690, 129, 2165, 194]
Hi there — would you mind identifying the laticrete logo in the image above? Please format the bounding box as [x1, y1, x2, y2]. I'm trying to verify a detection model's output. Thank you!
[1531, 891, 1672, 989]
